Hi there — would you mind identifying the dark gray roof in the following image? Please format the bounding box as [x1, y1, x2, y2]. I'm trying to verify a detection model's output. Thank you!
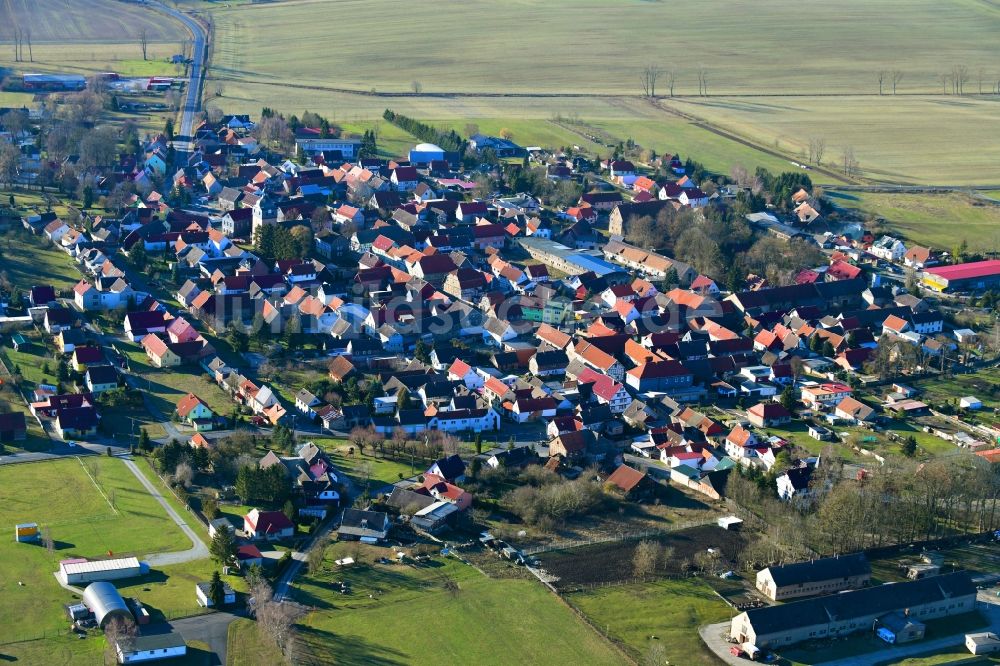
[744, 571, 975, 636]
[131, 631, 187, 652]
[763, 553, 870, 587]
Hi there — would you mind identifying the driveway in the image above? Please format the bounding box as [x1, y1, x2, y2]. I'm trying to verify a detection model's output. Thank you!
[172, 611, 241, 666]
[121, 457, 209, 565]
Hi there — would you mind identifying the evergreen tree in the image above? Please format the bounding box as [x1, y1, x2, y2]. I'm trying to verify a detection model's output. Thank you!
[209, 526, 235, 565]
[396, 387, 411, 412]
[227, 324, 250, 354]
[779, 386, 797, 413]
[138, 427, 151, 453]
[208, 570, 226, 606]
[414, 339, 431, 364]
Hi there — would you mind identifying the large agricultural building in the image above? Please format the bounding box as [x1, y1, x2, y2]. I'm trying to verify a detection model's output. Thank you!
[59, 556, 143, 585]
[755, 553, 871, 601]
[21, 73, 86, 91]
[81, 582, 132, 629]
[731, 571, 976, 649]
[517, 237, 625, 278]
[922, 260, 1000, 292]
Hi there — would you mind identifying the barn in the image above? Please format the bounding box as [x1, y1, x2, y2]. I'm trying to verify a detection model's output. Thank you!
[82, 582, 132, 629]
[59, 556, 143, 585]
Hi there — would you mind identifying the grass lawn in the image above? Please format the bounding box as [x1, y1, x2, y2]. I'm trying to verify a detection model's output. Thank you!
[115, 559, 246, 623]
[310, 437, 421, 487]
[828, 191, 1000, 252]
[568, 577, 732, 666]
[3, 338, 59, 388]
[0, 634, 105, 665]
[760, 420, 861, 461]
[291, 541, 623, 665]
[118, 341, 234, 418]
[226, 619, 285, 666]
[914, 369, 1000, 412]
[0, 457, 191, 643]
[0, 227, 85, 293]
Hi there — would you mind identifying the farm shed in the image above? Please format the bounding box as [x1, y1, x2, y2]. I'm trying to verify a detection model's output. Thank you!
[14, 522, 39, 542]
[60, 556, 143, 584]
[117, 631, 187, 664]
[82, 582, 132, 629]
[718, 516, 743, 530]
[0, 412, 27, 442]
[961, 396, 983, 410]
[408, 142, 445, 165]
[967, 632, 1000, 655]
[196, 581, 236, 607]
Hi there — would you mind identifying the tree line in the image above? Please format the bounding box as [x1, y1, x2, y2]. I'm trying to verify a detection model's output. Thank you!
[382, 109, 465, 153]
[725, 453, 1000, 569]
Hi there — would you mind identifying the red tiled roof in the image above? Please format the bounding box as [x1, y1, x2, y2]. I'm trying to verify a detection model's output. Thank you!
[925, 260, 1000, 281]
[606, 464, 646, 493]
[176, 392, 209, 418]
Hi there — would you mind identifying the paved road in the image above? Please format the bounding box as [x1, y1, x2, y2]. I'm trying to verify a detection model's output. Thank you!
[122, 456, 209, 565]
[700, 591, 1000, 666]
[151, 0, 207, 139]
[172, 612, 241, 666]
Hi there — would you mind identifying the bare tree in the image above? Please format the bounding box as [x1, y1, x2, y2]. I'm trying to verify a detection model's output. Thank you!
[952, 65, 969, 95]
[841, 145, 859, 177]
[808, 136, 826, 165]
[24, 28, 31, 62]
[697, 69, 708, 96]
[139, 29, 148, 61]
[306, 534, 329, 574]
[891, 70, 904, 94]
[632, 539, 661, 578]
[411, 80, 422, 94]
[980, 68, 987, 95]
[939, 72, 950, 95]
[0, 143, 19, 189]
[256, 598, 298, 656]
[877, 70, 887, 95]
[640, 64, 662, 98]
[664, 69, 676, 97]
[173, 461, 194, 489]
[103, 616, 138, 662]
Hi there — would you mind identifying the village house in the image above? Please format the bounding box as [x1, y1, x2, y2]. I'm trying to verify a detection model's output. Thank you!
[243, 508, 294, 541]
[176, 393, 215, 431]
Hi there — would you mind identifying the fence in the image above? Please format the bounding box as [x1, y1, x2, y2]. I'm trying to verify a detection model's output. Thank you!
[140, 457, 209, 529]
[524, 565, 639, 666]
[520, 518, 718, 556]
[0, 627, 80, 647]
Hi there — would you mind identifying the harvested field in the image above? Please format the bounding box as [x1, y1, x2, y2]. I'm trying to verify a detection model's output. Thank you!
[0, 0, 186, 43]
[537, 525, 749, 587]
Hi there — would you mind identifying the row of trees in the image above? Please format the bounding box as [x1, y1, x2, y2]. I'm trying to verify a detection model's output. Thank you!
[253, 224, 313, 261]
[382, 109, 464, 152]
[234, 463, 291, 505]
